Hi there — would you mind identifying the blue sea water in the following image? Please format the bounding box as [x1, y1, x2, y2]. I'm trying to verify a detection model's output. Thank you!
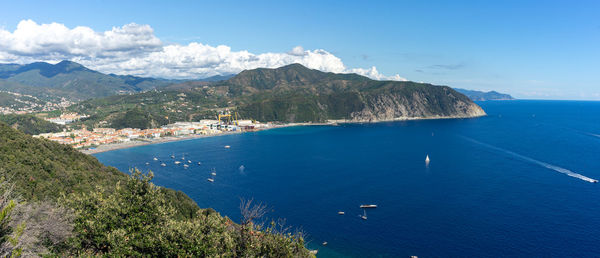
[95, 100, 600, 257]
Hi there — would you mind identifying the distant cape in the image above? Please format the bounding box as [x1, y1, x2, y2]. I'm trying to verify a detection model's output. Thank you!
[454, 88, 514, 101]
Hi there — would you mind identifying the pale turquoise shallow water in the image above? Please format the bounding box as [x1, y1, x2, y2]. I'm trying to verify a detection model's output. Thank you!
[96, 100, 600, 257]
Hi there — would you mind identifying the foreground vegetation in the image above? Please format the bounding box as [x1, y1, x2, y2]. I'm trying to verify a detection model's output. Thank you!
[0, 122, 312, 256]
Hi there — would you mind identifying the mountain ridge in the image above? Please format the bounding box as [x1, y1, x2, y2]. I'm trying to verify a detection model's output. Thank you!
[0, 61, 175, 101]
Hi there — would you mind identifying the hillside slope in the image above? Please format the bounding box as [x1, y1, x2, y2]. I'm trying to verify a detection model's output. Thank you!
[0, 114, 64, 135]
[226, 64, 486, 122]
[0, 122, 198, 218]
[0, 61, 174, 101]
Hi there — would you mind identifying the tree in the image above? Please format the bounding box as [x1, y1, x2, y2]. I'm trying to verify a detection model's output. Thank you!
[0, 178, 25, 257]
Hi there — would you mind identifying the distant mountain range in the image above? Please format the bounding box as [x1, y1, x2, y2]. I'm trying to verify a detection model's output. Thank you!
[68, 63, 485, 129]
[0, 61, 233, 102]
[454, 88, 514, 101]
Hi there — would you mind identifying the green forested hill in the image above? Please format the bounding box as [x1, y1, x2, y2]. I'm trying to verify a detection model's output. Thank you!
[0, 122, 197, 217]
[67, 63, 485, 127]
[0, 114, 64, 135]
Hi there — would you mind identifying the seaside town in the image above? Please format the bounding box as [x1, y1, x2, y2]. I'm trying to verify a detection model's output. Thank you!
[34, 112, 271, 151]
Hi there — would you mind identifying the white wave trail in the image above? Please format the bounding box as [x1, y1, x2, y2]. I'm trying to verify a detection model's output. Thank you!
[461, 136, 598, 183]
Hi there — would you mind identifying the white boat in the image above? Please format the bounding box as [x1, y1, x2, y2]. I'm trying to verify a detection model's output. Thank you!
[207, 178, 214, 182]
[224, 145, 231, 148]
[145, 162, 149, 165]
[198, 162, 202, 165]
[188, 160, 192, 163]
[161, 163, 166, 167]
[174, 161, 181, 165]
[183, 164, 189, 168]
[170, 154, 175, 159]
[360, 204, 377, 208]
[211, 168, 217, 176]
[425, 155, 430, 163]
[361, 209, 368, 220]
[338, 211, 345, 215]
[153, 157, 158, 161]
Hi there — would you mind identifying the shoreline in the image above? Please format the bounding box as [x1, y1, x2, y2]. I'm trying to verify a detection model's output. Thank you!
[80, 122, 332, 155]
[81, 114, 484, 155]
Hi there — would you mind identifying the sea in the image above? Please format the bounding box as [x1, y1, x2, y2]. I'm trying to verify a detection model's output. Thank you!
[95, 100, 600, 257]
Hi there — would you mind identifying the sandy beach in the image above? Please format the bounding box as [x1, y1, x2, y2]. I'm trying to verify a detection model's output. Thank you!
[80, 122, 332, 155]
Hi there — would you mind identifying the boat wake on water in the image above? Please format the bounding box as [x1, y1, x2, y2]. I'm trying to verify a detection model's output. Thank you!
[460, 136, 598, 183]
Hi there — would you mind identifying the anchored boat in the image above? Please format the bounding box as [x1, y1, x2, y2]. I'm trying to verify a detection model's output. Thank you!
[360, 204, 377, 208]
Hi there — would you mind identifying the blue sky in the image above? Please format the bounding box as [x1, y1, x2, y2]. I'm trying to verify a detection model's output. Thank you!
[1, 0, 599, 100]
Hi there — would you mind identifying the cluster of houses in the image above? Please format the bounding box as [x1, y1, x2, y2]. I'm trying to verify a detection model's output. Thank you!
[34, 119, 267, 149]
[44, 113, 89, 125]
[0, 91, 74, 114]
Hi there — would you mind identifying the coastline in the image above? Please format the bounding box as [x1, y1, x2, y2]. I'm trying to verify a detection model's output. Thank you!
[81, 114, 485, 155]
[80, 122, 333, 155]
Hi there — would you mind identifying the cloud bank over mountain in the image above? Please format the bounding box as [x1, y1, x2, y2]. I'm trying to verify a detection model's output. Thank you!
[0, 20, 406, 81]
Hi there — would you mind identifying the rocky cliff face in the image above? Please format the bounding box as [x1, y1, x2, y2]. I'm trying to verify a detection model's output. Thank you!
[348, 90, 486, 122]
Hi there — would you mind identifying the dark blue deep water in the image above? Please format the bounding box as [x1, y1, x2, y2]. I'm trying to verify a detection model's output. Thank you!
[95, 100, 600, 257]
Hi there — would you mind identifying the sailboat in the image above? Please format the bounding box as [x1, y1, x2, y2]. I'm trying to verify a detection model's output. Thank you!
[361, 209, 367, 220]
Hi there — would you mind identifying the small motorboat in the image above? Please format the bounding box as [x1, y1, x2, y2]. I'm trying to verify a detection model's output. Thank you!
[174, 161, 181, 165]
[188, 160, 192, 163]
[161, 163, 166, 167]
[360, 204, 377, 208]
[145, 162, 149, 165]
[153, 157, 158, 161]
[338, 211, 345, 215]
[361, 209, 368, 220]
[207, 178, 214, 182]
[198, 162, 202, 165]
[183, 164, 189, 168]
[224, 145, 231, 149]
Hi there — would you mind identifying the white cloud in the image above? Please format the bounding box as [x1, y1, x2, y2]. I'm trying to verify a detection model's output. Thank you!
[0, 20, 407, 81]
[350, 66, 407, 81]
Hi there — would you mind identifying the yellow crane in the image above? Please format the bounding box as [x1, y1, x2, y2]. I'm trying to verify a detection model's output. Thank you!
[217, 112, 239, 125]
